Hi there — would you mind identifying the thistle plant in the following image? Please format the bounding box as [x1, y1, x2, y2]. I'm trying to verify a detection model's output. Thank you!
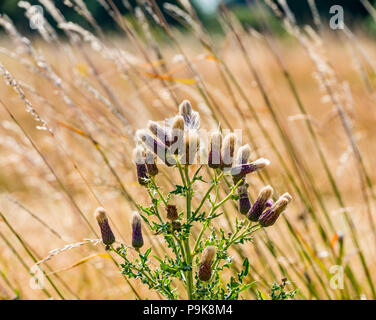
[95, 100, 292, 300]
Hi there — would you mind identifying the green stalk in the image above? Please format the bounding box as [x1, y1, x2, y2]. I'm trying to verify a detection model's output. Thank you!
[183, 165, 194, 300]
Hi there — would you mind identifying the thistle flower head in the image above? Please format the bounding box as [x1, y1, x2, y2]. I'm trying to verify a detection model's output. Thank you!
[265, 199, 274, 208]
[238, 184, 251, 215]
[235, 144, 251, 165]
[208, 131, 222, 168]
[182, 132, 199, 165]
[231, 157, 270, 177]
[221, 133, 236, 168]
[198, 246, 216, 282]
[131, 212, 144, 249]
[133, 145, 145, 164]
[258, 194, 292, 227]
[281, 192, 292, 202]
[136, 129, 175, 166]
[172, 115, 185, 131]
[178, 99, 200, 130]
[133, 146, 148, 185]
[248, 185, 274, 221]
[95, 207, 115, 246]
[179, 99, 192, 117]
[166, 204, 178, 221]
[170, 115, 185, 155]
[145, 150, 158, 176]
[148, 120, 171, 146]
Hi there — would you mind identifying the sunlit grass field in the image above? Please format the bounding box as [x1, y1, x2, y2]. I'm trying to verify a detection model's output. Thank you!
[0, 0, 376, 300]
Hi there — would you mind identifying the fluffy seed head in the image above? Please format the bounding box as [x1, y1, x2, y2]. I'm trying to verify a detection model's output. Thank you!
[281, 192, 292, 202]
[172, 115, 185, 131]
[208, 131, 222, 168]
[252, 157, 271, 168]
[136, 129, 175, 166]
[221, 133, 236, 167]
[95, 206, 107, 224]
[183, 132, 200, 164]
[235, 144, 251, 165]
[148, 120, 170, 145]
[259, 185, 274, 201]
[201, 246, 216, 265]
[178, 99, 192, 116]
[145, 150, 158, 176]
[133, 146, 145, 165]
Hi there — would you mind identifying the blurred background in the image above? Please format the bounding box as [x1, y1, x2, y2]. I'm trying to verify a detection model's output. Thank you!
[0, 0, 375, 35]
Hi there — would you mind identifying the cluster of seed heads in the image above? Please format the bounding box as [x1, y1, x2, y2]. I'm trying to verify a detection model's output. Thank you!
[94, 100, 292, 283]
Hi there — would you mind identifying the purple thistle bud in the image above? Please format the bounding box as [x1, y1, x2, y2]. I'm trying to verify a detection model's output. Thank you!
[258, 194, 291, 227]
[178, 100, 200, 129]
[238, 185, 251, 215]
[208, 131, 222, 169]
[265, 199, 274, 208]
[166, 204, 178, 221]
[133, 147, 148, 186]
[179, 100, 192, 119]
[248, 185, 273, 221]
[145, 150, 158, 177]
[170, 116, 185, 155]
[280, 192, 292, 202]
[232, 145, 251, 185]
[235, 144, 251, 165]
[136, 130, 176, 166]
[231, 158, 270, 178]
[221, 133, 236, 168]
[95, 207, 115, 246]
[131, 212, 144, 249]
[148, 120, 171, 146]
[198, 246, 216, 282]
[181, 133, 199, 165]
